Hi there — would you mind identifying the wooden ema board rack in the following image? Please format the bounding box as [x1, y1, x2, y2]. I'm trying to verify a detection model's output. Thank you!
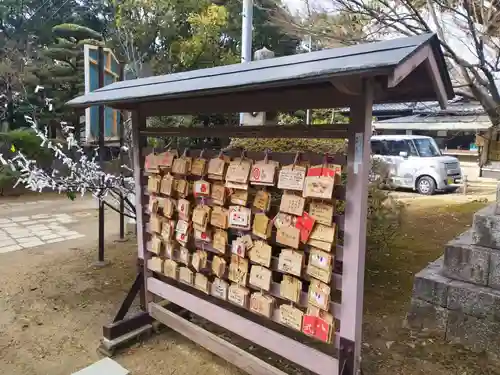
[139, 149, 346, 375]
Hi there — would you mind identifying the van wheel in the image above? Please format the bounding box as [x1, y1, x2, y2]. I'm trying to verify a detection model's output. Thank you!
[416, 176, 436, 195]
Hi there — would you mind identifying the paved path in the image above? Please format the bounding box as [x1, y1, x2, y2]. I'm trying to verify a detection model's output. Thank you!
[0, 213, 86, 253]
[0, 195, 122, 254]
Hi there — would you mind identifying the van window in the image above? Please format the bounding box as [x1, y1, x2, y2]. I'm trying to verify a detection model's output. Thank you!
[370, 140, 385, 155]
[413, 138, 441, 157]
[385, 139, 418, 156]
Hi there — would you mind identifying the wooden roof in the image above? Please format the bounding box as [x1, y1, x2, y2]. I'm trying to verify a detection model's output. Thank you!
[67, 33, 453, 116]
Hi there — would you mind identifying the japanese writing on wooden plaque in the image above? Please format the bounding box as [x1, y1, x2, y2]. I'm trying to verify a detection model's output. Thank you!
[308, 279, 331, 311]
[226, 159, 252, 185]
[228, 206, 252, 230]
[250, 161, 277, 186]
[280, 275, 302, 303]
[213, 230, 228, 254]
[228, 284, 250, 307]
[309, 201, 334, 226]
[252, 213, 271, 239]
[179, 267, 194, 285]
[230, 189, 248, 205]
[276, 226, 300, 249]
[211, 183, 226, 205]
[249, 293, 274, 318]
[212, 256, 226, 278]
[280, 193, 305, 216]
[310, 224, 336, 244]
[295, 212, 315, 243]
[303, 176, 335, 199]
[228, 254, 249, 286]
[207, 157, 226, 180]
[248, 240, 272, 268]
[253, 190, 271, 212]
[164, 259, 178, 279]
[191, 158, 207, 176]
[177, 199, 191, 221]
[231, 238, 246, 258]
[160, 174, 174, 196]
[279, 304, 304, 331]
[145, 153, 159, 173]
[195, 273, 209, 294]
[278, 165, 306, 191]
[157, 151, 177, 169]
[278, 249, 303, 277]
[211, 278, 229, 300]
[193, 180, 210, 197]
[249, 265, 272, 291]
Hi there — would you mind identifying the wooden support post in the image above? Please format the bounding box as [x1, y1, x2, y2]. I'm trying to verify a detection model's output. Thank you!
[340, 79, 374, 374]
[131, 111, 151, 307]
[97, 46, 106, 264]
[119, 64, 125, 239]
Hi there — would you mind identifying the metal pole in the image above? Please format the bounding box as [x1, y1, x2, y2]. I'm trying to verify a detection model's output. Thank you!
[98, 46, 106, 263]
[239, 0, 253, 125]
[119, 64, 125, 240]
[305, 35, 312, 125]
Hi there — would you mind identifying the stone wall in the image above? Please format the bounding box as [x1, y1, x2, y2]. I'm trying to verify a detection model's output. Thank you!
[408, 204, 500, 354]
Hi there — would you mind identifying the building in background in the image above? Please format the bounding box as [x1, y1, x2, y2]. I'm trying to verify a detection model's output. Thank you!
[370, 97, 495, 178]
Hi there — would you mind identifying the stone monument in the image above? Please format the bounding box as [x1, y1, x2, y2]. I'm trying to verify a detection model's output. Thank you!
[408, 203, 500, 353]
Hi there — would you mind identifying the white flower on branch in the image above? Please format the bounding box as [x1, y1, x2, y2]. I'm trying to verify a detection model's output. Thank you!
[1, 113, 137, 219]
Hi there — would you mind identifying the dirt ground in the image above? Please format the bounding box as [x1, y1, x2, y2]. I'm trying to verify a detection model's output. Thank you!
[1, 193, 500, 375]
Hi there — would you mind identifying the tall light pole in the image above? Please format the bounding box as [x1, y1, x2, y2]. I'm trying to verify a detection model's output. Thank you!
[305, 35, 312, 125]
[240, 0, 254, 125]
[212, 0, 254, 125]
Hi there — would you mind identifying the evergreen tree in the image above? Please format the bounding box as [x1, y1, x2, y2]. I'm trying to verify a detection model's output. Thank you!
[35, 24, 104, 138]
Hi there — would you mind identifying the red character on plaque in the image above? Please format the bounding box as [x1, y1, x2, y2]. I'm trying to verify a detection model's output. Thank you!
[295, 212, 315, 243]
[314, 317, 330, 342]
[302, 315, 317, 336]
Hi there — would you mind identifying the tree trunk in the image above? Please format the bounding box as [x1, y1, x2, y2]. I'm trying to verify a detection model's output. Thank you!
[6, 76, 13, 131]
[473, 88, 500, 168]
[480, 127, 494, 167]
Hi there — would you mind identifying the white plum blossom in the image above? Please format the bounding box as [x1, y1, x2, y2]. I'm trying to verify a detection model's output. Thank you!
[0, 115, 136, 219]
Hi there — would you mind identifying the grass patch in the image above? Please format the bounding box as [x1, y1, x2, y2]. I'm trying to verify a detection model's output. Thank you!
[365, 201, 486, 315]
[362, 200, 500, 375]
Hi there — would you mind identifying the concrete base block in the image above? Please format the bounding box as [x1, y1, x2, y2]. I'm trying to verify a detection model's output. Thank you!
[488, 251, 500, 290]
[412, 257, 451, 307]
[410, 253, 500, 354]
[72, 358, 129, 375]
[472, 203, 500, 249]
[447, 280, 500, 321]
[406, 298, 448, 337]
[447, 311, 500, 354]
[442, 230, 491, 286]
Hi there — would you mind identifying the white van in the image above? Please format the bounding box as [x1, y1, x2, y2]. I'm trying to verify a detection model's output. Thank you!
[370, 135, 462, 195]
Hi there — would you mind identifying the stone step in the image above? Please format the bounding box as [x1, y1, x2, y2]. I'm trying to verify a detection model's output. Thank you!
[442, 229, 500, 288]
[409, 258, 500, 353]
[413, 257, 500, 321]
[472, 203, 500, 249]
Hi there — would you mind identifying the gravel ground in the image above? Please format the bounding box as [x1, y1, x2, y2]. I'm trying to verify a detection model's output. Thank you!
[1, 194, 500, 375]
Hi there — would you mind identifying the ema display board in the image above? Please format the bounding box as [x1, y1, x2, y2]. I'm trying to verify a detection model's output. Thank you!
[83, 45, 121, 143]
[144, 150, 343, 344]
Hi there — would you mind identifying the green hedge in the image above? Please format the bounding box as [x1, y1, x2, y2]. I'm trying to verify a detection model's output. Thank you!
[0, 129, 53, 165]
[228, 138, 346, 153]
[0, 129, 54, 193]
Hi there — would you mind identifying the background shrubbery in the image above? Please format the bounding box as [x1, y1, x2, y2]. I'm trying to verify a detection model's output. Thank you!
[0, 129, 53, 194]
